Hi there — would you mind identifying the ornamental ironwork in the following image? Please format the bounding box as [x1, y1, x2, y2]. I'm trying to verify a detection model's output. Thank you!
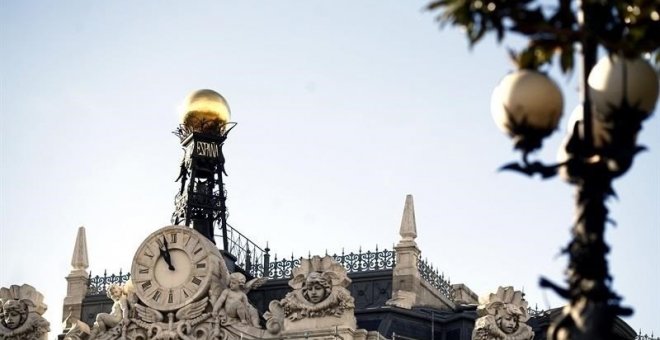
[171, 124, 236, 249]
[257, 246, 395, 279]
[527, 305, 550, 318]
[637, 333, 660, 340]
[332, 246, 395, 273]
[417, 256, 453, 301]
[86, 270, 131, 296]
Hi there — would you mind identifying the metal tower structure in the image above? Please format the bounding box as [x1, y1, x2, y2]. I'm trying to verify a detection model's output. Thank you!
[171, 89, 235, 250]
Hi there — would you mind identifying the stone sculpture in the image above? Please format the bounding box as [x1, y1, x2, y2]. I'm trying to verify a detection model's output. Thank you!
[212, 272, 267, 327]
[472, 286, 534, 340]
[92, 284, 130, 335]
[62, 309, 91, 340]
[0, 284, 50, 340]
[264, 255, 356, 334]
[82, 275, 270, 339]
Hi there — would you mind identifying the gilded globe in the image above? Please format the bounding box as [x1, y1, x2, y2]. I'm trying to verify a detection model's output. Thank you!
[181, 89, 231, 132]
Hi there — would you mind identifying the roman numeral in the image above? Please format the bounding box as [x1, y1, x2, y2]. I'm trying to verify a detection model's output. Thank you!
[193, 248, 202, 255]
[144, 251, 153, 259]
[191, 277, 201, 285]
[141, 280, 152, 290]
[139, 268, 149, 274]
[196, 262, 206, 269]
[181, 288, 190, 298]
[156, 238, 164, 248]
[170, 233, 177, 243]
[168, 290, 174, 303]
[152, 290, 162, 302]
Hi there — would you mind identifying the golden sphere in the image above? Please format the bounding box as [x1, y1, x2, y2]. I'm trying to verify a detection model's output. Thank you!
[181, 89, 231, 131]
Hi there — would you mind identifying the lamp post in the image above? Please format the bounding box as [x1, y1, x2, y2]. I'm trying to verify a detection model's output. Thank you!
[428, 0, 659, 337]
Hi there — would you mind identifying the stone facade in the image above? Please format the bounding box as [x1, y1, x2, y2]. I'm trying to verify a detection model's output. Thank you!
[0, 194, 639, 340]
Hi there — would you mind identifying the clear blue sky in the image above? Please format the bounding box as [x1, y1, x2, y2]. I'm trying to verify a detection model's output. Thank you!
[1, 1, 658, 335]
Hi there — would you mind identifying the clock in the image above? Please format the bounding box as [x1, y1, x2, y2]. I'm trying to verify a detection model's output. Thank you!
[131, 225, 227, 311]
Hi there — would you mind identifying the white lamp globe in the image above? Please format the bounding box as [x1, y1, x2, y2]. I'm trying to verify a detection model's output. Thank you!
[491, 70, 563, 151]
[491, 70, 564, 134]
[588, 55, 659, 118]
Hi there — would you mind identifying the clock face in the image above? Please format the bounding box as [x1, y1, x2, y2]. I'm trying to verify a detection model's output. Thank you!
[131, 225, 219, 311]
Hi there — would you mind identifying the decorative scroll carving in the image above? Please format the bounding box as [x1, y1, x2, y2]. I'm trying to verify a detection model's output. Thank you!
[472, 286, 534, 340]
[0, 284, 50, 340]
[62, 309, 91, 340]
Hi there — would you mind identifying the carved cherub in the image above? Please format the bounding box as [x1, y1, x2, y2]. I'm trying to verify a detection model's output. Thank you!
[91, 284, 130, 336]
[473, 287, 534, 340]
[212, 272, 267, 327]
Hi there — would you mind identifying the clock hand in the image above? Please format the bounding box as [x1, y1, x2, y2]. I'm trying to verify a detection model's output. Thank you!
[159, 236, 176, 271]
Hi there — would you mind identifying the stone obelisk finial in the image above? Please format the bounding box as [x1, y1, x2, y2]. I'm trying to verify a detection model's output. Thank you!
[399, 194, 417, 244]
[62, 226, 90, 331]
[387, 195, 422, 309]
[71, 226, 89, 272]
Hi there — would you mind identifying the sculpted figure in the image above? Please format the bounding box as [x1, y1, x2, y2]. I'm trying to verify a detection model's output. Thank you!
[212, 272, 267, 327]
[472, 286, 534, 340]
[91, 284, 130, 337]
[265, 255, 355, 335]
[0, 284, 50, 340]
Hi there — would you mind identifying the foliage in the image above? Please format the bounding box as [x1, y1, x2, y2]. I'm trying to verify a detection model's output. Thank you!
[427, 0, 660, 72]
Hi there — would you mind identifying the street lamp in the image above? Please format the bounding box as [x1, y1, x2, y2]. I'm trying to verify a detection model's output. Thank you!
[428, 0, 659, 338]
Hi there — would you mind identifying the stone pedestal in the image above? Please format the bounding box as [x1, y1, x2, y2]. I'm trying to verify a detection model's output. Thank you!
[63, 271, 88, 323]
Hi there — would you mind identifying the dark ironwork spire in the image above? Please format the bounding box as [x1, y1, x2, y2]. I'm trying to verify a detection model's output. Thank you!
[171, 89, 235, 250]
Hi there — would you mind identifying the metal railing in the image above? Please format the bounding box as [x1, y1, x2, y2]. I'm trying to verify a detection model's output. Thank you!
[417, 256, 453, 301]
[217, 223, 266, 276]
[637, 332, 659, 340]
[527, 305, 550, 318]
[87, 270, 131, 296]
[86, 245, 461, 304]
[259, 246, 396, 279]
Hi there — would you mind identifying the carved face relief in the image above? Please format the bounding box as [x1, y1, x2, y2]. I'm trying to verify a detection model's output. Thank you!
[4, 310, 22, 329]
[498, 313, 518, 334]
[302, 272, 330, 304]
[1, 301, 27, 330]
[304, 283, 328, 304]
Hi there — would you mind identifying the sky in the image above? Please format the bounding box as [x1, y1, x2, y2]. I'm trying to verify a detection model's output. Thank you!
[1, 1, 658, 336]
